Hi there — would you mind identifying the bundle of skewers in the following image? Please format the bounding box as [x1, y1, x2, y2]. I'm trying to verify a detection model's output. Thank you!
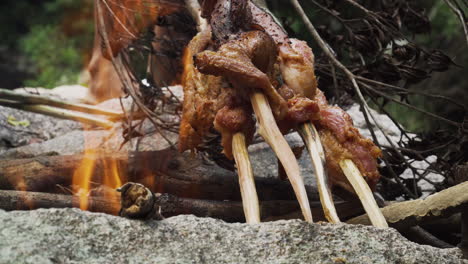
[176, 0, 388, 227]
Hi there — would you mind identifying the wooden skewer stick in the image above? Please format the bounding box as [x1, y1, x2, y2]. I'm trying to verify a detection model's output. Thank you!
[232, 132, 261, 223]
[339, 159, 388, 228]
[299, 122, 340, 223]
[0, 99, 114, 129]
[250, 92, 313, 223]
[0, 88, 124, 119]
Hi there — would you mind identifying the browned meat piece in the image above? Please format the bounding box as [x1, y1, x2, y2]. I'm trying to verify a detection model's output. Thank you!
[278, 97, 320, 132]
[178, 28, 254, 158]
[248, 1, 288, 45]
[278, 39, 317, 100]
[214, 105, 255, 158]
[312, 90, 382, 191]
[194, 30, 288, 119]
[249, 2, 317, 99]
[178, 0, 385, 225]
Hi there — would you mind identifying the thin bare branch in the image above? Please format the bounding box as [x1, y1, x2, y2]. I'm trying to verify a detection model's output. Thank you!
[0, 88, 124, 119]
[0, 99, 114, 129]
[95, 0, 176, 147]
[443, 0, 468, 47]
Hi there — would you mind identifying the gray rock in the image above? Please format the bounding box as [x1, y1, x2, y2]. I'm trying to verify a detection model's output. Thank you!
[346, 104, 415, 147]
[0, 89, 180, 158]
[0, 106, 81, 155]
[249, 132, 316, 185]
[0, 208, 465, 264]
[0, 127, 178, 159]
[0, 130, 102, 159]
[0, 85, 95, 155]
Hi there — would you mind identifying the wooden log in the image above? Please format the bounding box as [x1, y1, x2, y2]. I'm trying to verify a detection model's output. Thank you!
[0, 149, 320, 202]
[347, 181, 468, 230]
[0, 190, 120, 215]
[0, 189, 355, 222]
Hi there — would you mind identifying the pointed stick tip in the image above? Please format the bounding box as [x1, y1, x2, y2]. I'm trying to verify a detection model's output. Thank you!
[250, 92, 313, 223]
[299, 122, 340, 224]
[339, 159, 388, 228]
[232, 132, 261, 224]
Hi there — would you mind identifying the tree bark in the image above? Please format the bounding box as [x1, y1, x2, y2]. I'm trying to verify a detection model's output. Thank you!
[0, 190, 120, 215]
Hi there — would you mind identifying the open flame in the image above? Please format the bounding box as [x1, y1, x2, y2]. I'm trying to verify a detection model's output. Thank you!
[102, 158, 123, 191]
[72, 133, 126, 212]
[72, 149, 97, 211]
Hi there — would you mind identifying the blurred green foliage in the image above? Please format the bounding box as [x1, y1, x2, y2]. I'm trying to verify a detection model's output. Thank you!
[1, 0, 93, 88]
[20, 25, 82, 87]
[370, 96, 436, 133]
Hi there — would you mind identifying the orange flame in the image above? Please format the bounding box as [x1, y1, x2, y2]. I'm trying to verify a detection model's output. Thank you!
[72, 149, 97, 211]
[72, 116, 130, 213]
[102, 158, 123, 189]
[72, 149, 126, 212]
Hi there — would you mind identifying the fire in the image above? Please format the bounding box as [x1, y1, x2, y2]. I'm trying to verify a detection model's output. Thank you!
[72, 149, 97, 211]
[72, 148, 125, 212]
[102, 158, 123, 190]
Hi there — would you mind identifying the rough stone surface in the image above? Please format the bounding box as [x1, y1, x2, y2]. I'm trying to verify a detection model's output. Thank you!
[0, 208, 465, 264]
[346, 104, 412, 147]
[249, 132, 316, 185]
[0, 128, 178, 159]
[0, 85, 94, 155]
[0, 106, 81, 155]
[0, 87, 181, 158]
